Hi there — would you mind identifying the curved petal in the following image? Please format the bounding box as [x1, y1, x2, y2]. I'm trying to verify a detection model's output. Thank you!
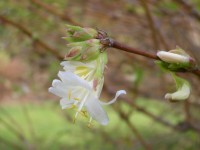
[58, 71, 92, 90]
[165, 74, 190, 101]
[49, 79, 72, 98]
[85, 94, 109, 125]
[165, 83, 190, 100]
[60, 61, 76, 72]
[61, 61, 96, 71]
[157, 51, 189, 63]
[60, 98, 76, 109]
[99, 90, 126, 105]
[49, 87, 67, 98]
[52, 79, 62, 87]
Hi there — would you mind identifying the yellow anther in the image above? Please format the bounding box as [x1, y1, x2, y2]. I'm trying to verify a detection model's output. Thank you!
[80, 110, 88, 118]
[87, 118, 94, 128]
[68, 90, 72, 100]
[74, 97, 80, 101]
[75, 66, 90, 76]
[68, 104, 76, 109]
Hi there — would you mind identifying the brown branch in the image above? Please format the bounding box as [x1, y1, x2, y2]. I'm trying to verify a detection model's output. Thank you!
[0, 115, 26, 141]
[174, 0, 200, 21]
[0, 135, 22, 150]
[139, 0, 169, 49]
[114, 107, 151, 150]
[139, 0, 160, 49]
[100, 37, 200, 77]
[104, 82, 200, 133]
[184, 99, 191, 122]
[183, 100, 200, 132]
[111, 40, 159, 60]
[104, 83, 176, 129]
[0, 15, 63, 60]
[30, 0, 81, 26]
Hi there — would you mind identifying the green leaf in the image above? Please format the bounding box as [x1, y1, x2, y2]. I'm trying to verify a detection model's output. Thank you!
[155, 60, 190, 72]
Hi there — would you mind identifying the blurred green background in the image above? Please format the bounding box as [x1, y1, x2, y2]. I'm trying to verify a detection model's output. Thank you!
[0, 0, 200, 150]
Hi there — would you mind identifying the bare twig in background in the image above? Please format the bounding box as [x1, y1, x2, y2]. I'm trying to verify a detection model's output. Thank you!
[0, 136, 22, 150]
[21, 105, 36, 149]
[30, 0, 81, 26]
[105, 82, 200, 133]
[0, 15, 63, 60]
[184, 99, 191, 123]
[139, 0, 160, 49]
[114, 106, 151, 150]
[140, 0, 169, 49]
[174, 0, 200, 21]
[0, 115, 26, 142]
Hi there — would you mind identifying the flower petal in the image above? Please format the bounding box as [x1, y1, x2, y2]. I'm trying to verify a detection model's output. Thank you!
[165, 82, 190, 100]
[60, 98, 75, 109]
[52, 79, 62, 87]
[58, 71, 92, 90]
[61, 61, 96, 71]
[164, 74, 190, 101]
[99, 90, 126, 105]
[85, 94, 109, 125]
[49, 87, 69, 98]
[157, 51, 189, 63]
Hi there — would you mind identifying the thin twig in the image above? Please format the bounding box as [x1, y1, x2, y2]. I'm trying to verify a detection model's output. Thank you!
[0, 116, 26, 141]
[104, 83, 176, 129]
[0, 15, 63, 60]
[21, 105, 36, 148]
[174, 0, 200, 21]
[114, 107, 151, 150]
[30, 0, 81, 26]
[0, 135, 22, 150]
[103, 39, 200, 77]
[145, 0, 170, 49]
[111, 40, 159, 60]
[139, 0, 160, 49]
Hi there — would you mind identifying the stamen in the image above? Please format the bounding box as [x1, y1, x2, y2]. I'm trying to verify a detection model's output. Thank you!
[87, 117, 93, 128]
[74, 97, 80, 101]
[75, 111, 79, 119]
[68, 90, 72, 100]
[68, 104, 76, 109]
[80, 110, 88, 118]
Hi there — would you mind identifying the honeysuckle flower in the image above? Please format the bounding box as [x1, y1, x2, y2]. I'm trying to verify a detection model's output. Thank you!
[49, 24, 126, 125]
[164, 74, 190, 101]
[49, 53, 126, 126]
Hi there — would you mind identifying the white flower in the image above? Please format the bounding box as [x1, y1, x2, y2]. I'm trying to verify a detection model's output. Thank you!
[164, 74, 190, 101]
[157, 51, 190, 64]
[49, 60, 126, 125]
[165, 82, 190, 100]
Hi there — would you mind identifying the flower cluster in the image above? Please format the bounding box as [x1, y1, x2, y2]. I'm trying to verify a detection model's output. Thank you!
[49, 25, 126, 126]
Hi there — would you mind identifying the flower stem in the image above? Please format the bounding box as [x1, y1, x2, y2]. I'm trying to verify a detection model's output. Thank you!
[111, 40, 159, 60]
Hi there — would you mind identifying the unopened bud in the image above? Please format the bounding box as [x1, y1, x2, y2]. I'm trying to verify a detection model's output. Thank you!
[157, 51, 190, 64]
[65, 39, 103, 62]
[64, 25, 98, 42]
